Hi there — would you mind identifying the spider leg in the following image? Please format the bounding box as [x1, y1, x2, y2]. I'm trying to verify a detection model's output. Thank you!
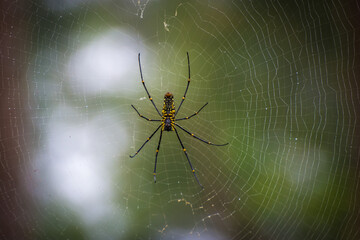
[175, 52, 191, 116]
[129, 124, 162, 158]
[174, 123, 229, 146]
[131, 105, 161, 122]
[173, 126, 203, 188]
[138, 53, 162, 117]
[153, 128, 163, 183]
[175, 102, 208, 121]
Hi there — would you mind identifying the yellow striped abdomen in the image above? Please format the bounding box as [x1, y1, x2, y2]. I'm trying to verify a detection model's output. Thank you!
[162, 92, 175, 131]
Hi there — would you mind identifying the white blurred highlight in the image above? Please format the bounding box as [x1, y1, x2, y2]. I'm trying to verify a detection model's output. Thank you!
[68, 29, 139, 94]
[34, 105, 127, 237]
[286, 148, 328, 187]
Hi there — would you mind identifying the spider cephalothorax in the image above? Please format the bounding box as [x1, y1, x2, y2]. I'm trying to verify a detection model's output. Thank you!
[130, 52, 228, 188]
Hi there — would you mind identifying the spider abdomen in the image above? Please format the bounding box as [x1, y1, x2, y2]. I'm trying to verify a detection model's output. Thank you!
[162, 92, 175, 131]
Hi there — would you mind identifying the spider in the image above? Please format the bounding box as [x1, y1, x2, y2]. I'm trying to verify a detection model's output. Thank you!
[130, 52, 228, 188]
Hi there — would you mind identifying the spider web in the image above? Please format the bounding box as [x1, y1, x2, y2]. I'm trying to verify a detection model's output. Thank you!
[1, 0, 360, 239]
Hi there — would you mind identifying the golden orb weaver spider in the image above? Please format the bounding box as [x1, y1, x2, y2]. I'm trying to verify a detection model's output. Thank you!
[130, 52, 228, 188]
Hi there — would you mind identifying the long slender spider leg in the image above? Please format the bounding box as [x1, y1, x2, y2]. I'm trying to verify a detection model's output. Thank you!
[129, 124, 162, 158]
[138, 53, 162, 117]
[175, 52, 191, 116]
[131, 105, 161, 122]
[174, 123, 229, 146]
[175, 102, 208, 121]
[173, 126, 203, 188]
[153, 128, 163, 183]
